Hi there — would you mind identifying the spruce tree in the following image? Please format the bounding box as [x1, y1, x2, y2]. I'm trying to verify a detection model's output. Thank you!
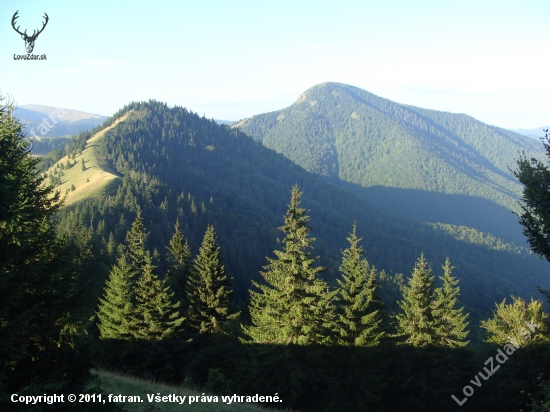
[431, 258, 469, 347]
[0, 96, 89, 399]
[125, 207, 150, 268]
[97, 209, 184, 340]
[244, 185, 336, 345]
[166, 220, 193, 312]
[395, 254, 437, 347]
[96, 253, 136, 339]
[132, 262, 185, 340]
[106, 231, 117, 262]
[187, 225, 234, 333]
[336, 224, 384, 346]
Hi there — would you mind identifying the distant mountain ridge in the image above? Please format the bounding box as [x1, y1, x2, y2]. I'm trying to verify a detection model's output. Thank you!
[236, 82, 544, 244]
[15, 104, 108, 137]
[511, 126, 549, 140]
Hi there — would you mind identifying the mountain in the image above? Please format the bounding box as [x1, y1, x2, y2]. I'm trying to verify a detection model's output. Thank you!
[14, 104, 108, 137]
[214, 119, 236, 126]
[40, 100, 550, 325]
[511, 126, 549, 140]
[235, 82, 544, 245]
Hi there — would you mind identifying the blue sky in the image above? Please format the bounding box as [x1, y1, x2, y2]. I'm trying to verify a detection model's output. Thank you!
[2, 0, 549, 128]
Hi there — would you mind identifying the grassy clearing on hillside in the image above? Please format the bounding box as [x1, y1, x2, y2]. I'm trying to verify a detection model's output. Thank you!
[44, 112, 132, 206]
[91, 370, 291, 412]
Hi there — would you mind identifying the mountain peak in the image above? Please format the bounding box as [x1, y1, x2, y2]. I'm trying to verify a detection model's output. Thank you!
[237, 82, 543, 245]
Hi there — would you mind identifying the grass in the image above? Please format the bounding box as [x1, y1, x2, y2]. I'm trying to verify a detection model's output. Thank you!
[43, 111, 134, 206]
[91, 369, 290, 412]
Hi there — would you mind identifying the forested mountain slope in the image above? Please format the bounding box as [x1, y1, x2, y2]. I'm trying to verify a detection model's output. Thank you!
[236, 82, 544, 244]
[44, 100, 550, 318]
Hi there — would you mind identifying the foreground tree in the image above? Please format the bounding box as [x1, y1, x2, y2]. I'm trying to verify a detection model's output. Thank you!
[0, 97, 89, 399]
[512, 130, 550, 263]
[132, 262, 185, 340]
[336, 223, 385, 346]
[396, 254, 436, 347]
[186, 225, 234, 333]
[96, 253, 136, 339]
[480, 296, 549, 347]
[396, 255, 469, 348]
[431, 258, 469, 347]
[244, 185, 336, 345]
[97, 210, 184, 340]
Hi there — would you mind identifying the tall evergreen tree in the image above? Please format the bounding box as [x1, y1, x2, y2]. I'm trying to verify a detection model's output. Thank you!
[244, 185, 336, 345]
[336, 223, 385, 346]
[431, 258, 469, 347]
[97, 210, 184, 340]
[187, 225, 234, 333]
[0, 97, 89, 399]
[166, 220, 193, 312]
[132, 262, 185, 340]
[395, 254, 437, 348]
[125, 207, 150, 268]
[106, 231, 117, 262]
[96, 253, 136, 339]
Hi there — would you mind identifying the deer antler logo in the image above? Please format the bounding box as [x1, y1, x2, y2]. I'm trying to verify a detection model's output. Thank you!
[11, 11, 49, 54]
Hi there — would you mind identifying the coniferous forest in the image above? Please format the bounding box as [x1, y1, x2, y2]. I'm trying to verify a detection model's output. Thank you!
[3, 91, 550, 412]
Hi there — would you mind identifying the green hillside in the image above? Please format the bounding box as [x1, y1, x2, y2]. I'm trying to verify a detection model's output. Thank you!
[42, 112, 131, 205]
[42, 100, 550, 321]
[236, 82, 544, 244]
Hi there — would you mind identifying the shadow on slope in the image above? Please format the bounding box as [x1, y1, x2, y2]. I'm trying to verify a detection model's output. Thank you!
[344, 184, 526, 246]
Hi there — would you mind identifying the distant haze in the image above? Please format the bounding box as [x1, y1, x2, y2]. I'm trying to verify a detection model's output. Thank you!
[20, 105, 106, 122]
[15, 105, 107, 137]
[511, 126, 549, 140]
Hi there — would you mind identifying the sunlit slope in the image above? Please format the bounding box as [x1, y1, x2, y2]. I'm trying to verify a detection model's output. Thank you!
[43, 112, 132, 205]
[235, 82, 543, 208]
[236, 82, 545, 244]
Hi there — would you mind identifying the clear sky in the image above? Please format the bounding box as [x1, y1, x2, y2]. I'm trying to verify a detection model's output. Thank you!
[2, 0, 549, 128]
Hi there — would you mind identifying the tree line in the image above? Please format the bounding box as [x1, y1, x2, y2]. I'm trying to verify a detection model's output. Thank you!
[96, 184, 548, 352]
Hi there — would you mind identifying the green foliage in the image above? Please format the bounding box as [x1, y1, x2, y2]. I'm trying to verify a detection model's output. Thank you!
[431, 258, 469, 347]
[132, 261, 184, 340]
[97, 210, 184, 340]
[513, 130, 550, 263]
[0, 96, 90, 400]
[480, 296, 550, 347]
[165, 220, 193, 312]
[396, 254, 437, 347]
[396, 255, 469, 348]
[244, 185, 336, 345]
[336, 223, 385, 346]
[97, 253, 136, 339]
[187, 225, 234, 334]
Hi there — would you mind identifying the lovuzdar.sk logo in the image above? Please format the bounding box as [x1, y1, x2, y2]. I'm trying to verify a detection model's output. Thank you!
[11, 10, 49, 60]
